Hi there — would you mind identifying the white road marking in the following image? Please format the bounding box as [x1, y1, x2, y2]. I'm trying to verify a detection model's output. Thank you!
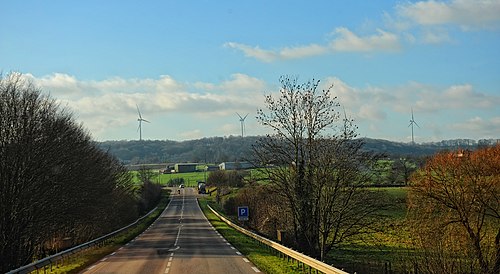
[169, 257, 173, 262]
[243, 258, 250, 263]
[164, 268, 170, 274]
[168, 245, 180, 251]
[100, 258, 108, 262]
[230, 247, 235, 250]
[236, 251, 242, 255]
[88, 265, 96, 270]
[252, 266, 261, 272]
[167, 262, 171, 267]
[174, 224, 182, 246]
[110, 252, 116, 256]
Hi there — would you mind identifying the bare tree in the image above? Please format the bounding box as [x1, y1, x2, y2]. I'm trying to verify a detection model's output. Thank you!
[408, 145, 500, 274]
[207, 169, 229, 204]
[253, 76, 387, 260]
[0, 73, 138, 272]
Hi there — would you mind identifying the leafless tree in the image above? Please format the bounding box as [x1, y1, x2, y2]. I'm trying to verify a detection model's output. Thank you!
[0, 73, 138, 272]
[253, 76, 387, 260]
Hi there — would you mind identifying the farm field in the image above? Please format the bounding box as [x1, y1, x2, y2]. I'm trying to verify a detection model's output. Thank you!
[327, 187, 412, 273]
[130, 169, 208, 187]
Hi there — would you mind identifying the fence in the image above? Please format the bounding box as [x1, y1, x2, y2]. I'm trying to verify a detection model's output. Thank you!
[207, 204, 349, 274]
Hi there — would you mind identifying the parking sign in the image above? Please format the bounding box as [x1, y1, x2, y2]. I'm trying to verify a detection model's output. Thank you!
[238, 206, 249, 221]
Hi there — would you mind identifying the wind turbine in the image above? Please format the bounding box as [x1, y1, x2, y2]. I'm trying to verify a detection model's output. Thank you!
[408, 108, 419, 144]
[236, 112, 249, 138]
[136, 104, 150, 141]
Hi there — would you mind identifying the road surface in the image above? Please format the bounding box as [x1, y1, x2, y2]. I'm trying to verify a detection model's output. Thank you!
[81, 187, 260, 274]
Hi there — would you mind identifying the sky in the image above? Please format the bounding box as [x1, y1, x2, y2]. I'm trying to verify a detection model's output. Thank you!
[1, 0, 499, 142]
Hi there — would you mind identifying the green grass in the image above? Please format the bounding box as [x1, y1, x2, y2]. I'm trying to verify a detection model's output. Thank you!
[199, 198, 313, 274]
[130, 170, 208, 187]
[327, 187, 413, 273]
[45, 189, 171, 274]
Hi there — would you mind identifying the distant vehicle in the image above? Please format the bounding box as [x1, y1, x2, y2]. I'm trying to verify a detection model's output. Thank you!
[179, 184, 184, 188]
[197, 182, 206, 194]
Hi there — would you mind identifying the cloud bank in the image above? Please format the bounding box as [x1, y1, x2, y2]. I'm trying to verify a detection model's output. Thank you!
[19, 72, 500, 141]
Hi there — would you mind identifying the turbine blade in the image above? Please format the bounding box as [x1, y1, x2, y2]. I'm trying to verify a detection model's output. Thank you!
[414, 121, 420, 128]
[143, 119, 150, 123]
[243, 113, 249, 120]
[236, 112, 242, 119]
[136, 104, 142, 119]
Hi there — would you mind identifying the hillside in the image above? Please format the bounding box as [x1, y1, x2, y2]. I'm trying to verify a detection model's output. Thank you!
[98, 136, 497, 164]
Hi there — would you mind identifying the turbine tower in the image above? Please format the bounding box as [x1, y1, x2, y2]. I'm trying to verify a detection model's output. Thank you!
[236, 112, 249, 138]
[408, 108, 419, 144]
[136, 104, 150, 141]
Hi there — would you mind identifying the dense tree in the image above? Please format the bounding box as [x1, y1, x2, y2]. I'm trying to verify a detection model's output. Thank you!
[253, 76, 387, 260]
[408, 145, 500, 274]
[0, 73, 139, 272]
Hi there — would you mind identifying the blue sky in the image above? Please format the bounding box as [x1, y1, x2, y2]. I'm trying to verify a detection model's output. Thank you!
[1, 0, 499, 142]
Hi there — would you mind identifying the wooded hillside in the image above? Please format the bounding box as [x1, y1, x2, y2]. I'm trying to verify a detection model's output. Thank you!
[98, 137, 497, 164]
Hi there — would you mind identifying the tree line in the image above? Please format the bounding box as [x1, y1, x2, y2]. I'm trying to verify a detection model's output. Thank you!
[0, 73, 160, 272]
[98, 136, 495, 165]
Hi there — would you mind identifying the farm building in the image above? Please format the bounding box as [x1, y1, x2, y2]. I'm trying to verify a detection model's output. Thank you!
[205, 165, 219, 171]
[174, 163, 197, 173]
[218, 161, 253, 170]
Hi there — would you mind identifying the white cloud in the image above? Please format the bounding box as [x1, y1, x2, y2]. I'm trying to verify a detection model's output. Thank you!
[442, 84, 497, 108]
[26, 73, 267, 139]
[224, 42, 327, 62]
[215, 73, 267, 94]
[449, 116, 500, 137]
[330, 28, 401, 52]
[358, 104, 387, 121]
[23, 73, 82, 95]
[225, 27, 400, 62]
[397, 0, 500, 30]
[421, 28, 452, 44]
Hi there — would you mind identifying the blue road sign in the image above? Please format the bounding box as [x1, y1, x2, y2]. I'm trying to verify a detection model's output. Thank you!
[238, 206, 249, 221]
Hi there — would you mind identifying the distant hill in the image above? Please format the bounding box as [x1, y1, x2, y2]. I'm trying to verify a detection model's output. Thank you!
[98, 137, 498, 164]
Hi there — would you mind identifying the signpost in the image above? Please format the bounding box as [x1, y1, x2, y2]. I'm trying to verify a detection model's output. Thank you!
[238, 206, 249, 221]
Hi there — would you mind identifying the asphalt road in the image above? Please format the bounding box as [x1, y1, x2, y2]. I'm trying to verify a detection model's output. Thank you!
[81, 187, 260, 274]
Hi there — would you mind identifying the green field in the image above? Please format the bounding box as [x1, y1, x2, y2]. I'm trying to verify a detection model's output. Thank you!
[327, 187, 412, 273]
[131, 170, 208, 187]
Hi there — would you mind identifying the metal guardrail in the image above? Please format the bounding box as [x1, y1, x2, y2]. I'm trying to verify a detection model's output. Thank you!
[207, 204, 348, 274]
[7, 206, 160, 274]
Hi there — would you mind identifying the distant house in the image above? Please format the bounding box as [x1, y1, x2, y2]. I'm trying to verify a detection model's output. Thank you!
[175, 163, 197, 173]
[218, 161, 253, 170]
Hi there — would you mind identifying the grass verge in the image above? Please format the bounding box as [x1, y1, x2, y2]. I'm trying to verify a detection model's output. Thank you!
[199, 198, 317, 274]
[45, 189, 171, 274]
